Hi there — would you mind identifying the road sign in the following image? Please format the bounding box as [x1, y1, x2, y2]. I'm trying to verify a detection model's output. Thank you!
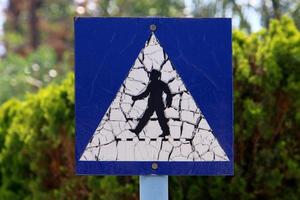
[75, 18, 233, 175]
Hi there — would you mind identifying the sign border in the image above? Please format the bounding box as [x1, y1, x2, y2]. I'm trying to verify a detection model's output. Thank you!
[75, 17, 233, 175]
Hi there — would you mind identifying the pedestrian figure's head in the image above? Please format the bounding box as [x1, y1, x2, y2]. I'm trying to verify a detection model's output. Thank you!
[149, 70, 161, 81]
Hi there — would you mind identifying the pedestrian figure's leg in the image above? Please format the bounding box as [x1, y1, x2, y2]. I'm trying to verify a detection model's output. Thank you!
[155, 106, 170, 137]
[132, 107, 154, 135]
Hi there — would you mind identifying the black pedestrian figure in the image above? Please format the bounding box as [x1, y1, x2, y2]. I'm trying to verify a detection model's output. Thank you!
[130, 70, 172, 138]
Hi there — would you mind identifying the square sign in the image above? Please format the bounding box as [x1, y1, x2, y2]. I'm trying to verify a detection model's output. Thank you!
[75, 18, 233, 175]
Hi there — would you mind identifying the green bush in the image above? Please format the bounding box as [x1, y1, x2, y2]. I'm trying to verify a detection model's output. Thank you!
[0, 45, 71, 104]
[0, 17, 299, 200]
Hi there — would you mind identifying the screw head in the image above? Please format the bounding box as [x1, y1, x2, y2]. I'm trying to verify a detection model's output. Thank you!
[151, 162, 158, 170]
[150, 24, 157, 32]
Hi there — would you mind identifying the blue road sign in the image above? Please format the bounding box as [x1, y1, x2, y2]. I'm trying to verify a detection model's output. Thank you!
[75, 17, 233, 175]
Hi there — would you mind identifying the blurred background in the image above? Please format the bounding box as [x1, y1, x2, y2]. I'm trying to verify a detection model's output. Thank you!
[0, 0, 299, 199]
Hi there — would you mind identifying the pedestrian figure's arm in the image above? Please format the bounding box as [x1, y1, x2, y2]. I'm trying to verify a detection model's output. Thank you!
[132, 85, 150, 101]
[164, 84, 172, 107]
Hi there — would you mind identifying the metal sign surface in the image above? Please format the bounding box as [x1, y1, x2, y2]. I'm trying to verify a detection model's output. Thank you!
[75, 17, 233, 175]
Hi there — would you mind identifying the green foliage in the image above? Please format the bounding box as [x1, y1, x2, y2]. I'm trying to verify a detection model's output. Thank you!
[98, 0, 185, 17]
[0, 17, 300, 199]
[232, 16, 300, 199]
[0, 45, 70, 104]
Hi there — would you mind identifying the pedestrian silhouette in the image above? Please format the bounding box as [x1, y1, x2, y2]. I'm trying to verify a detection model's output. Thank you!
[130, 70, 172, 138]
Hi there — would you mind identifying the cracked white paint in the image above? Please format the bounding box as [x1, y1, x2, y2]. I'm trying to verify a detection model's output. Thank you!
[80, 33, 229, 161]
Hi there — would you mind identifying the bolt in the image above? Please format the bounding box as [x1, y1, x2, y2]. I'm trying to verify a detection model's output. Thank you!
[150, 24, 157, 32]
[151, 162, 158, 170]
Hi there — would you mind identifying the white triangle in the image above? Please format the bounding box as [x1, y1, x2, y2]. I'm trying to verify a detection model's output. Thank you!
[80, 33, 229, 161]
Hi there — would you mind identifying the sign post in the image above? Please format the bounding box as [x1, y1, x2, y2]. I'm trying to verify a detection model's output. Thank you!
[140, 176, 168, 200]
[75, 17, 233, 198]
